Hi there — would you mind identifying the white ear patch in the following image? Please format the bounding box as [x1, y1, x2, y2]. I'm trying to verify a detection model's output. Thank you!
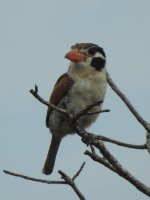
[95, 52, 105, 60]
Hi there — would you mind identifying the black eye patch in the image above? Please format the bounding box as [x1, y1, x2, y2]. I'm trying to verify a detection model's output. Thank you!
[88, 47, 97, 56]
[91, 57, 106, 71]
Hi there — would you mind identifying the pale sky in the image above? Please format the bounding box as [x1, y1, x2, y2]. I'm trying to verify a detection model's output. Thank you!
[0, 0, 150, 199]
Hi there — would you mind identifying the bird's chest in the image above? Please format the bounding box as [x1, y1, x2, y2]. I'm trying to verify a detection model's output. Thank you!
[65, 74, 107, 114]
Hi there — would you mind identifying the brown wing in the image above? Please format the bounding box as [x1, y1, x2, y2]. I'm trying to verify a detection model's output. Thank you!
[46, 73, 74, 127]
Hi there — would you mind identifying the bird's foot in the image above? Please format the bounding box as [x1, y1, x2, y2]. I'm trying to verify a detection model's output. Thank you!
[81, 133, 95, 146]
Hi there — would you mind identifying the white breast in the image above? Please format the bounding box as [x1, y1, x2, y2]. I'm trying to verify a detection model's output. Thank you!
[67, 68, 107, 115]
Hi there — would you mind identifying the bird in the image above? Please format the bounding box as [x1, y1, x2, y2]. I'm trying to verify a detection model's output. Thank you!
[42, 43, 107, 175]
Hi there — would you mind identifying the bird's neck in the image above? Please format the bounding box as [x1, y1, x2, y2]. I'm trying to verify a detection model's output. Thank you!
[67, 62, 98, 80]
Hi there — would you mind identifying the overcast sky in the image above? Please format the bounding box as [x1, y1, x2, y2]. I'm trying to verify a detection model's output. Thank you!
[1, 0, 150, 199]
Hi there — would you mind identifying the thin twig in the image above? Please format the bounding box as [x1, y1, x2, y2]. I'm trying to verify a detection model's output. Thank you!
[3, 170, 66, 184]
[85, 145, 116, 172]
[72, 162, 85, 181]
[84, 150, 116, 173]
[106, 72, 150, 132]
[73, 101, 103, 121]
[73, 123, 146, 150]
[83, 109, 110, 116]
[30, 85, 71, 117]
[96, 135, 146, 149]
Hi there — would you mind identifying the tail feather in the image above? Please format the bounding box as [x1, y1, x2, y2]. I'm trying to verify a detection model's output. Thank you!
[42, 136, 61, 175]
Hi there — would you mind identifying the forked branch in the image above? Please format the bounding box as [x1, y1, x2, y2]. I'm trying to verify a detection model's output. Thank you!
[4, 162, 86, 200]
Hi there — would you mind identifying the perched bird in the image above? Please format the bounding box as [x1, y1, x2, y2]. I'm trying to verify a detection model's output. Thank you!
[43, 43, 107, 175]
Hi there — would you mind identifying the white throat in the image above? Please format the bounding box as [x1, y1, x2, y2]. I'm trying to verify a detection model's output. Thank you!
[68, 61, 106, 80]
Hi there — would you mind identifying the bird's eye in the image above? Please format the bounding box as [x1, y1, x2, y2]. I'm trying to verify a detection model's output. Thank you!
[88, 47, 96, 56]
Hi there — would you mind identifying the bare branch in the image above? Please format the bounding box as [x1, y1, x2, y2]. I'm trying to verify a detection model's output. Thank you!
[91, 140, 150, 197]
[30, 85, 71, 117]
[83, 109, 110, 116]
[71, 124, 150, 197]
[3, 170, 65, 185]
[30, 83, 148, 151]
[4, 163, 86, 200]
[73, 101, 103, 121]
[30, 85, 109, 122]
[59, 170, 86, 200]
[146, 131, 150, 155]
[95, 135, 146, 149]
[58, 162, 86, 200]
[84, 150, 116, 173]
[106, 72, 150, 132]
[73, 123, 146, 150]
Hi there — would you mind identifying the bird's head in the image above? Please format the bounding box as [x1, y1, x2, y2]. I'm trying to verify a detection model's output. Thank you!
[65, 43, 106, 75]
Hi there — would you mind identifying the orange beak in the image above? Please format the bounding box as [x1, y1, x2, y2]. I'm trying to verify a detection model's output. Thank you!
[65, 49, 87, 63]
